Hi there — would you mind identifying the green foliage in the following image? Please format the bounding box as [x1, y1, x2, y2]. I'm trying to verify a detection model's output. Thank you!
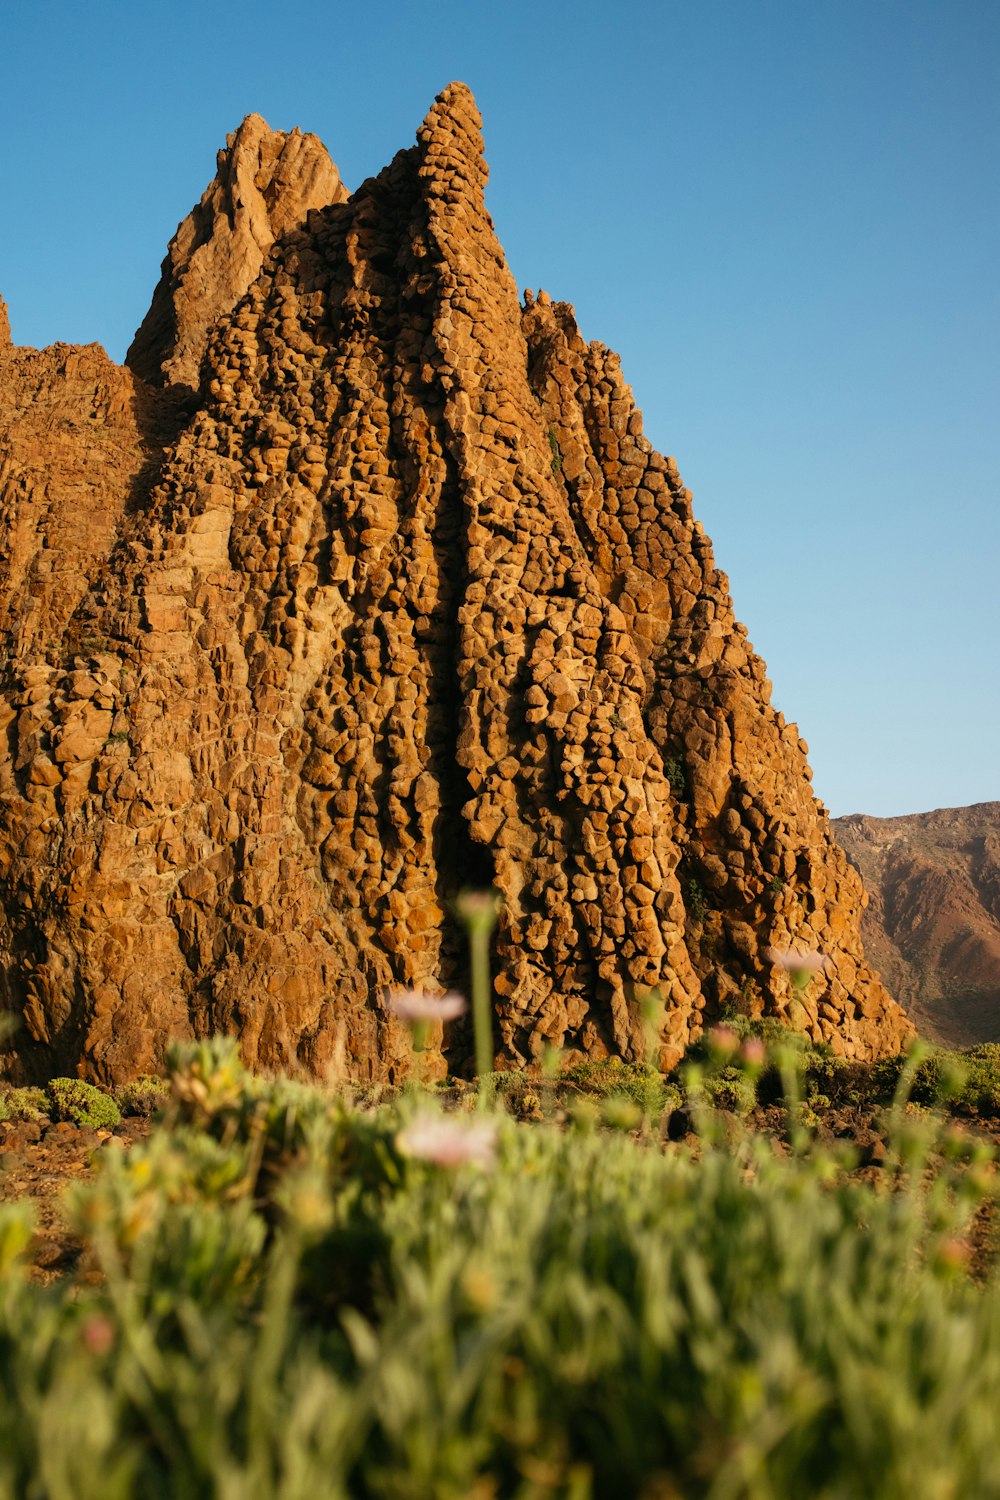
[664, 756, 687, 794]
[682, 874, 709, 922]
[0, 1203, 34, 1277]
[547, 426, 563, 475]
[703, 1065, 757, 1116]
[763, 1041, 1000, 1119]
[2, 1049, 1000, 1497]
[957, 1044, 1000, 1114]
[0, 1086, 48, 1124]
[46, 1079, 121, 1130]
[565, 1057, 680, 1118]
[115, 1075, 170, 1118]
[693, 1020, 1000, 1130]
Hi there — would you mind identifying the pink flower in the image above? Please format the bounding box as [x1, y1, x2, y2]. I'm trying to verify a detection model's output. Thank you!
[81, 1315, 116, 1356]
[936, 1237, 972, 1271]
[397, 1114, 498, 1169]
[708, 1024, 740, 1056]
[388, 989, 467, 1024]
[764, 948, 832, 974]
[741, 1038, 767, 1066]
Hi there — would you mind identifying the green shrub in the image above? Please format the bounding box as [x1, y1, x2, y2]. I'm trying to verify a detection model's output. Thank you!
[664, 756, 687, 794]
[956, 1044, 1000, 1115]
[0, 1086, 48, 1124]
[46, 1079, 121, 1130]
[114, 1075, 170, 1118]
[704, 1064, 757, 1116]
[565, 1057, 678, 1117]
[682, 874, 708, 922]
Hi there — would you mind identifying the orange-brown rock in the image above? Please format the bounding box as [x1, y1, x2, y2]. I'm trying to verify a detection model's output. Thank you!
[836, 804, 1000, 1045]
[0, 295, 10, 347]
[0, 85, 912, 1085]
[126, 114, 348, 395]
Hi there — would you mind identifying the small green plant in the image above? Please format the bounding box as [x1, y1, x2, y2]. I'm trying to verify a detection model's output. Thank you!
[547, 426, 563, 475]
[0, 1086, 49, 1124]
[46, 1078, 121, 1130]
[115, 1075, 170, 1117]
[953, 1043, 1000, 1115]
[682, 874, 708, 922]
[769, 875, 785, 893]
[664, 756, 687, 794]
[565, 1056, 679, 1120]
[704, 1064, 757, 1116]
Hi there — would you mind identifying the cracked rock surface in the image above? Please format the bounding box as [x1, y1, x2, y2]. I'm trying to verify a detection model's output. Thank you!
[0, 85, 912, 1084]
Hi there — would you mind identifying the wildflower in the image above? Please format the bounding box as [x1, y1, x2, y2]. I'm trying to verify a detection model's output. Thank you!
[454, 889, 504, 932]
[387, 989, 467, 1024]
[741, 1037, 767, 1067]
[708, 1024, 740, 1057]
[462, 1265, 499, 1312]
[935, 1237, 972, 1273]
[80, 1315, 116, 1356]
[397, 1113, 498, 1169]
[766, 947, 831, 1000]
[764, 948, 832, 974]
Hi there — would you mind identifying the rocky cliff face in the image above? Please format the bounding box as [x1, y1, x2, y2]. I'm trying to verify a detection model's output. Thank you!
[0, 85, 912, 1084]
[126, 114, 348, 395]
[835, 804, 1000, 1046]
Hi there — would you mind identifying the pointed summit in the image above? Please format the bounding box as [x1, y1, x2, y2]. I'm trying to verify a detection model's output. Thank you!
[0, 292, 10, 347]
[126, 113, 349, 393]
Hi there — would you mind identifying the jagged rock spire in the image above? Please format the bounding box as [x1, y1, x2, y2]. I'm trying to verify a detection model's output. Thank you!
[0, 293, 10, 346]
[126, 113, 348, 394]
[0, 86, 912, 1083]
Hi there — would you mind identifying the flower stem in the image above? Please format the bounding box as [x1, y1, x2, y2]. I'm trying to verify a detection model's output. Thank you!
[470, 924, 494, 1109]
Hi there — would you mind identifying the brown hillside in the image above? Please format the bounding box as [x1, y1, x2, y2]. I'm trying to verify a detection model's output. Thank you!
[835, 804, 1000, 1046]
[0, 86, 911, 1084]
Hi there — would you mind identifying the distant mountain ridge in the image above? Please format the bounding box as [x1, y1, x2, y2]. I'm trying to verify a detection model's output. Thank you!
[834, 803, 1000, 1046]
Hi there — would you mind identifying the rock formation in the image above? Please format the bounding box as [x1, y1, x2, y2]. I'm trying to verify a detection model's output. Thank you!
[126, 114, 348, 395]
[836, 804, 1000, 1046]
[0, 85, 912, 1085]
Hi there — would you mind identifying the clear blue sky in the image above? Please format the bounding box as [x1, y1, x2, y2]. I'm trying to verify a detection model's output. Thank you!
[2, 0, 997, 818]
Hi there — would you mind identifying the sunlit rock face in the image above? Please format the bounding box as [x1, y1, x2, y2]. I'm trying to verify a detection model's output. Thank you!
[0, 85, 912, 1084]
[126, 112, 349, 396]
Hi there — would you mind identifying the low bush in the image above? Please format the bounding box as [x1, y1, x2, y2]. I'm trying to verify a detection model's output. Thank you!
[115, 1075, 170, 1118]
[0, 1086, 48, 1124]
[46, 1078, 121, 1130]
[564, 1056, 680, 1118]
